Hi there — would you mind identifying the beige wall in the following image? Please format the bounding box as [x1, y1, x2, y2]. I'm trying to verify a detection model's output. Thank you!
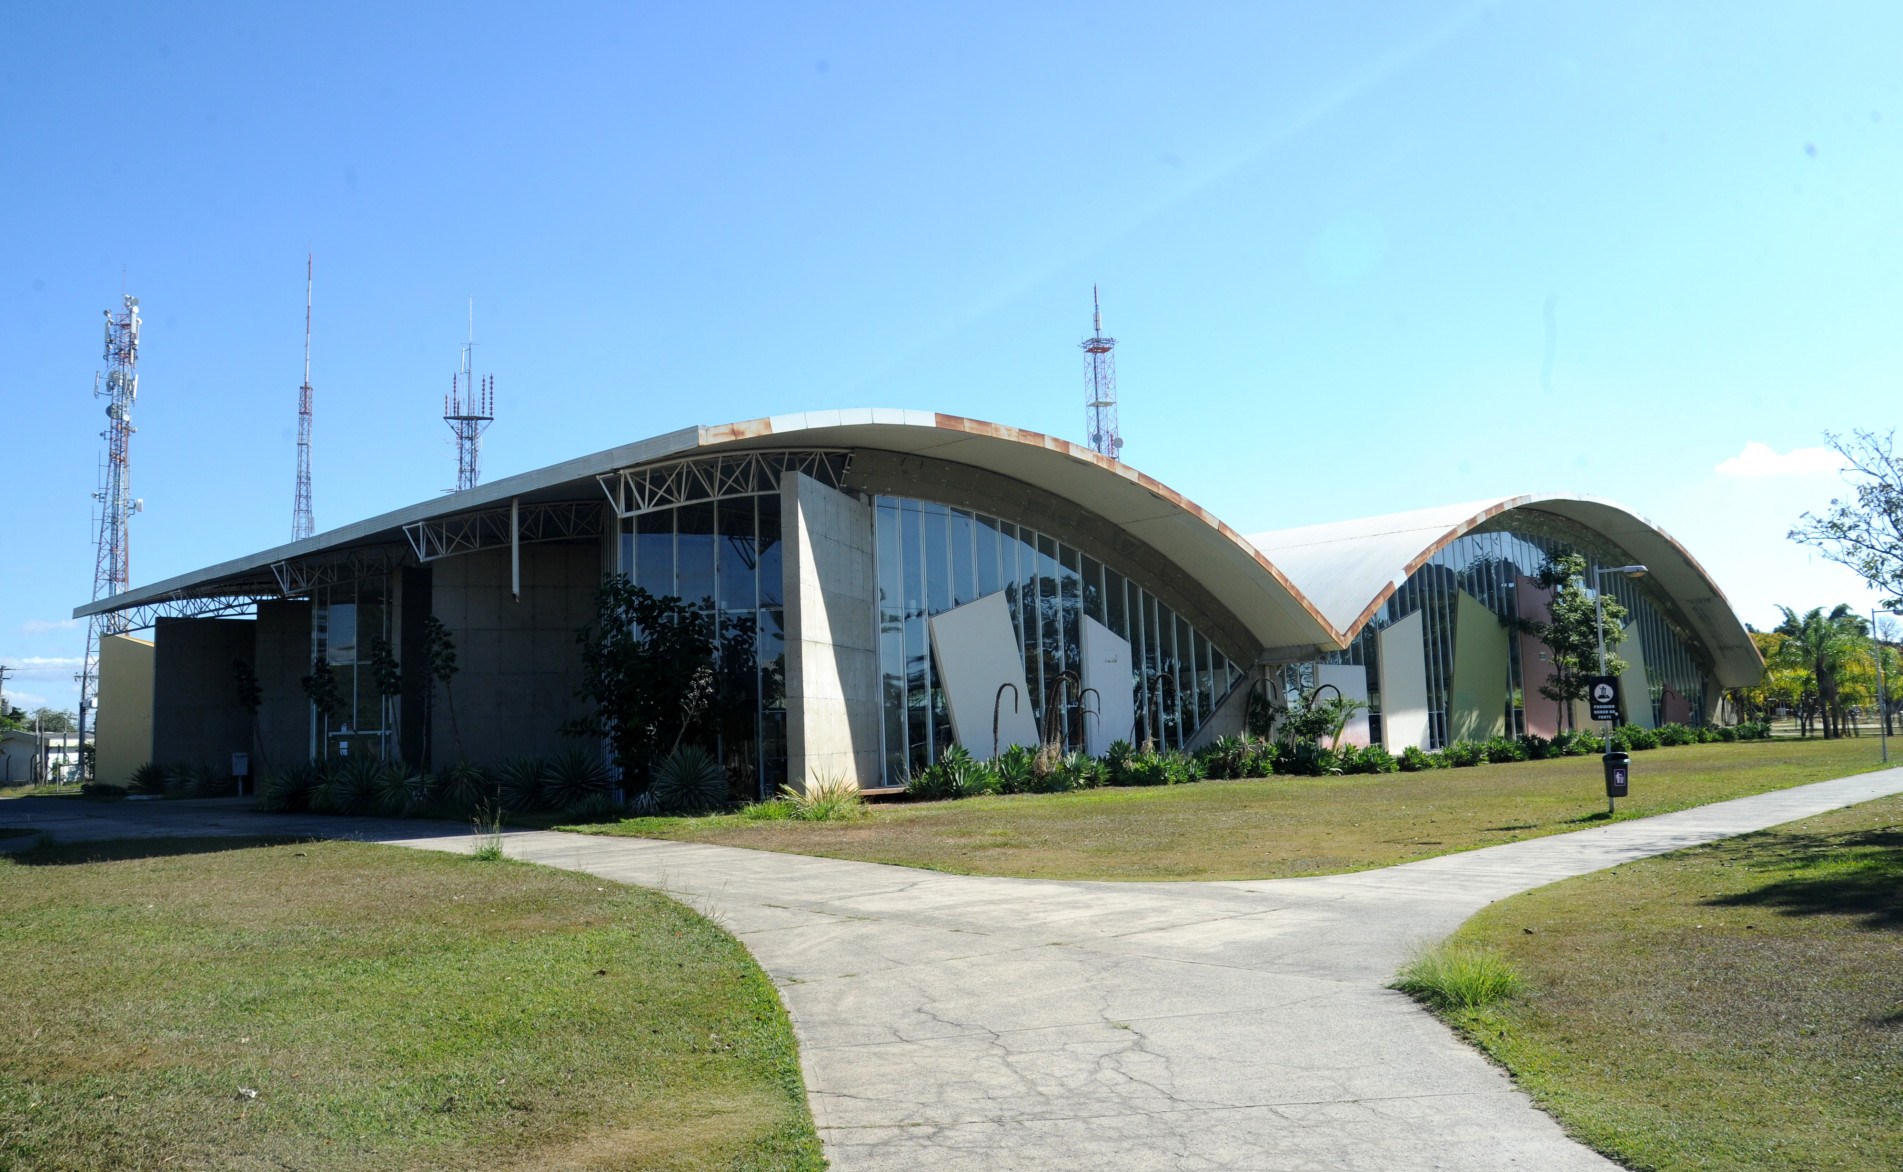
[95, 633, 155, 784]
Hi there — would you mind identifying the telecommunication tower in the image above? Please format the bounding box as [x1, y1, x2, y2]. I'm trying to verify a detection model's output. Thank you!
[1081, 285, 1123, 460]
[292, 254, 315, 540]
[78, 293, 144, 779]
[444, 303, 494, 492]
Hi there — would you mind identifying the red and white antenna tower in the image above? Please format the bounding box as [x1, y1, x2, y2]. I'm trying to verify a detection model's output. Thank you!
[1081, 285, 1123, 460]
[444, 301, 494, 492]
[292, 254, 315, 540]
[78, 292, 144, 779]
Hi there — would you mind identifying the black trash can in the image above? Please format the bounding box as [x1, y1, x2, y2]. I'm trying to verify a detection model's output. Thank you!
[1602, 751, 1630, 799]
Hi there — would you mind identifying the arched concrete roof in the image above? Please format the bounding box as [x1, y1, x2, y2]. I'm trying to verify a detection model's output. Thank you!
[1248, 495, 1764, 687]
[77, 408, 1346, 659]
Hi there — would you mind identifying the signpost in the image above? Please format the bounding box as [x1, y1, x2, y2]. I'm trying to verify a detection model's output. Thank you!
[1587, 675, 1621, 723]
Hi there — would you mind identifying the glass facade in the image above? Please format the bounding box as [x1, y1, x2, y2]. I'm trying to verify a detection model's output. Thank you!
[311, 577, 391, 760]
[873, 494, 1245, 784]
[1326, 516, 1717, 747]
[619, 492, 786, 801]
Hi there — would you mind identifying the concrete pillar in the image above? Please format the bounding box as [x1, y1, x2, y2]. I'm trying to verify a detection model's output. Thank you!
[783, 472, 881, 791]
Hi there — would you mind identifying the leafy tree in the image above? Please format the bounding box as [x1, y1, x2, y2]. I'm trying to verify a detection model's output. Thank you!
[1517, 554, 1628, 731]
[32, 708, 77, 733]
[1790, 430, 1903, 611]
[0, 705, 28, 732]
[568, 575, 716, 793]
[368, 636, 404, 756]
[1772, 604, 1868, 739]
[420, 616, 460, 766]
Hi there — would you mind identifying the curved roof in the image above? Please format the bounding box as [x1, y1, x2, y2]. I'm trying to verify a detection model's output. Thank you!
[77, 408, 1346, 659]
[1248, 495, 1764, 687]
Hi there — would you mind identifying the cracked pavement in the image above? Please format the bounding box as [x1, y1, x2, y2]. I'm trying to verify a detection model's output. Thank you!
[7, 766, 1902, 1170]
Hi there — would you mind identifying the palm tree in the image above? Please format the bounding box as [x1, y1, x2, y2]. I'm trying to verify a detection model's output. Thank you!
[1772, 605, 1868, 738]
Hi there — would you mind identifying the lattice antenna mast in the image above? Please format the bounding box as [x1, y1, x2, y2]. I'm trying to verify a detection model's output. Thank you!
[1081, 285, 1123, 460]
[79, 292, 144, 780]
[292, 254, 315, 540]
[444, 300, 494, 492]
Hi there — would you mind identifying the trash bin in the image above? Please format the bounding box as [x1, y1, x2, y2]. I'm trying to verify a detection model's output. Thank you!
[1602, 751, 1630, 799]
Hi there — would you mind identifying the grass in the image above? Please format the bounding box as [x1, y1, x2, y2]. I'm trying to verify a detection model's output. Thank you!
[1421, 793, 1903, 1171]
[1391, 944, 1524, 1012]
[571, 737, 1892, 882]
[0, 836, 822, 1171]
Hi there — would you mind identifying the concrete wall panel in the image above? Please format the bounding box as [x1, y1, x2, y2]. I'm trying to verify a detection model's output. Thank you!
[1378, 611, 1430, 751]
[1315, 663, 1371, 748]
[152, 618, 256, 770]
[784, 473, 881, 790]
[930, 593, 1040, 758]
[1450, 590, 1509, 744]
[1080, 616, 1138, 756]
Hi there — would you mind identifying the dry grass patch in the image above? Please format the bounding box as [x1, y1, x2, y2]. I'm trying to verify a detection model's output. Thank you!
[0, 836, 821, 1171]
[576, 737, 1891, 881]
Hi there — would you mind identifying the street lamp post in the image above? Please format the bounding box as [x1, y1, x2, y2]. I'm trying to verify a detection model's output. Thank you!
[1595, 564, 1648, 813]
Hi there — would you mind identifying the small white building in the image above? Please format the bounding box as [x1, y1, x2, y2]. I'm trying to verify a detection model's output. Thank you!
[0, 729, 82, 785]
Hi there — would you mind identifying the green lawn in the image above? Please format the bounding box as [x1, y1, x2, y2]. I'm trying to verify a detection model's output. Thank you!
[0, 836, 822, 1171]
[1420, 793, 1903, 1171]
[573, 737, 1894, 881]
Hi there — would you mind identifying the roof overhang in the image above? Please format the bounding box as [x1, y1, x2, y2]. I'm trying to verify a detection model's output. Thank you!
[77, 409, 1347, 657]
[1250, 494, 1764, 688]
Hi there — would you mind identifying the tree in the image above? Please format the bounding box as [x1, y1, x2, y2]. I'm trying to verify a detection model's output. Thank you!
[1517, 553, 1629, 731]
[420, 617, 460, 766]
[299, 656, 344, 756]
[1790, 430, 1903, 612]
[568, 576, 716, 794]
[1770, 605, 1867, 739]
[32, 708, 77, 734]
[368, 636, 404, 759]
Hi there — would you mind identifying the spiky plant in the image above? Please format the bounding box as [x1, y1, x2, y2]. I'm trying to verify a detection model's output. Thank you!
[543, 746, 613, 812]
[433, 760, 491, 816]
[325, 756, 382, 816]
[649, 745, 726, 814]
[495, 756, 551, 813]
[373, 761, 427, 817]
[128, 761, 167, 796]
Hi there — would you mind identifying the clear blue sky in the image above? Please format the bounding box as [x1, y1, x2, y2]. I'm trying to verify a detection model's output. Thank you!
[4, 2, 1898, 714]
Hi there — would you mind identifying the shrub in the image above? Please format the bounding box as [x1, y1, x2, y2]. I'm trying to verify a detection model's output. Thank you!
[786, 774, 867, 821]
[257, 764, 320, 813]
[1441, 740, 1486, 768]
[1695, 725, 1722, 744]
[434, 760, 492, 815]
[496, 756, 550, 812]
[374, 761, 427, 817]
[544, 746, 614, 811]
[1272, 739, 1338, 776]
[1714, 724, 1738, 743]
[1109, 750, 1168, 787]
[649, 745, 727, 814]
[1518, 734, 1553, 760]
[1482, 736, 1526, 764]
[1736, 720, 1772, 741]
[1241, 739, 1278, 777]
[81, 782, 126, 799]
[1063, 751, 1109, 790]
[162, 762, 197, 799]
[1614, 724, 1661, 751]
[1201, 735, 1249, 780]
[1392, 944, 1525, 1012]
[1339, 744, 1398, 774]
[128, 761, 167, 796]
[1397, 745, 1442, 772]
[322, 757, 382, 816]
[564, 790, 626, 823]
[1656, 722, 1696, 747]
[994, 744, 1036, 794]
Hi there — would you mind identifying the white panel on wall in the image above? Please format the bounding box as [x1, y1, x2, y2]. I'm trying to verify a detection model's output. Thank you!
[1080, 615, 1137, 756]
[928, 592, 1040, 757]
[1378, 610, 1430, 751]
[1618, 624, 1654, 729]
[1315, 663, 1371, 747]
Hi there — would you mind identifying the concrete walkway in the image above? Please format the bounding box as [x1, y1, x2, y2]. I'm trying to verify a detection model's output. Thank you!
[7, 768, 1903, 1170]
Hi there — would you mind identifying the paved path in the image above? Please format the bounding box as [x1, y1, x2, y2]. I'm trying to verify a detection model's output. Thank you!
[7, 768, 1903, 1170]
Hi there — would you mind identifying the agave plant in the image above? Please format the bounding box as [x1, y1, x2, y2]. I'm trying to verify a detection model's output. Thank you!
[433, 760, 492, 816]
[324, 756, 382, 816]
[648, 744, 727, 814]
[373, 761, 428, 817]
[543, 746, 612, 812]
[994, 744, 1036, 794]
[495, 756, 551, 813]
[162, 762, 198, 799]
[128, 760, 167, 796]
[256, 764, 319, 813]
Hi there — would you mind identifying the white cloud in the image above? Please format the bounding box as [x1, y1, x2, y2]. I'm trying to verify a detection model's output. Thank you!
[20, 618, 81, 634]
[0, 657, 84, 678]
[1714, 442, 1848, 478]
